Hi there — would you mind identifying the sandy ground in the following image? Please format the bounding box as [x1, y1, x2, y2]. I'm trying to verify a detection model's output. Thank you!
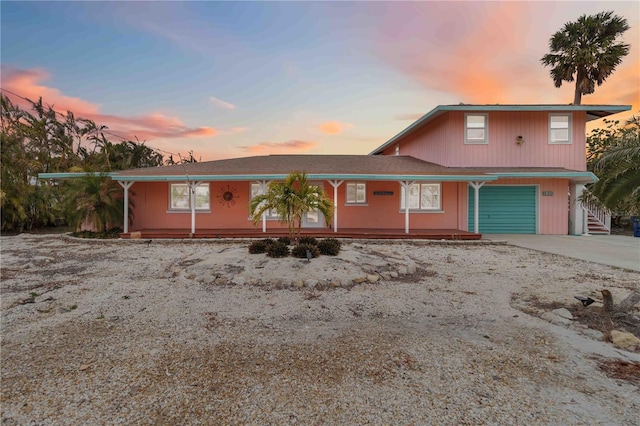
[1, 234, 639, 425]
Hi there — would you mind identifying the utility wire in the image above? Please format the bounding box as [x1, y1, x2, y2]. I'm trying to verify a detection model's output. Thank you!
[0, 87, 190, 159]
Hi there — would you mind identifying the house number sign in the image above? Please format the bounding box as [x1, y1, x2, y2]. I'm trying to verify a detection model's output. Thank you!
[542, 191, 554, 196]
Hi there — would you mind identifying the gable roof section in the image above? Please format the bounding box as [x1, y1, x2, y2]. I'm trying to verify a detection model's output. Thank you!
[369, 104, 632, 155]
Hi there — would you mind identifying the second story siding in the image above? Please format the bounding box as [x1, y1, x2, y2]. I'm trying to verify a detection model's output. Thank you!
[386, 110, 588, 170]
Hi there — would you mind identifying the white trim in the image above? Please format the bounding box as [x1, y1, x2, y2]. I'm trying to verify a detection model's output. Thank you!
[345, 182, 367, 204]
[464, 113, 489, 144]
[168, 182, 210, 212]
[548, 113, 572, 144]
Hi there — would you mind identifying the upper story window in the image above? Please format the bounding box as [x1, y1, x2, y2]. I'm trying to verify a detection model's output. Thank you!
[549, 114, 572, 144]
[394, 145, 400, 155]
[169, 183, 210, 211]
[400, 183, 441, 211]
[346, 182, 366, 204]
[465, 113, 488, 144]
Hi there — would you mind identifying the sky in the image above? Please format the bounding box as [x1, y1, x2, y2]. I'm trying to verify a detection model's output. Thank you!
[1, 1, 638, 162]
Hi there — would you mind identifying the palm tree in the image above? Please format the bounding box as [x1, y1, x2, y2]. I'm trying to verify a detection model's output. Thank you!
[62, 174, 127, 233]
[250, 172, 333, 240]
[590, 119, 640, 212]
[541, 11, 630, 105]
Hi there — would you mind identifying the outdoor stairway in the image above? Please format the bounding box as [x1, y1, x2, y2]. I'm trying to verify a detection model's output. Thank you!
[587, 211, 610, 235]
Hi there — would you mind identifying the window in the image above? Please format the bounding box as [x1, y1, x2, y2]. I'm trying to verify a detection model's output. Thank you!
[169, 183, 210, 210]
[549, 114, 571, 144]
[346, 183, 366, 204]
[465, 113, 488, 144]
[400, 183, 441, 210]
[250, 183, 278, 218]
[395, 145, 400, 155]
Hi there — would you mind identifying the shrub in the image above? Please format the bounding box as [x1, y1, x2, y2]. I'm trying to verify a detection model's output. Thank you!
[248, 240, 268, 254]
[318, 238, 341, 256]
[266, 241, 290, 258]
[298, 236, 318, 246]
[291, 243, 320, 259]
[277, 236, 291, 245]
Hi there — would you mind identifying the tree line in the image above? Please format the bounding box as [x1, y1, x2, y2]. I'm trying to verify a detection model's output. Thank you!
[0, 94, 194, 233]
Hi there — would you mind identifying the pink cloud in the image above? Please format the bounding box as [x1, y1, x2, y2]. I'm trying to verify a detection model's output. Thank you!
[240, 140, 317, 155]
[1, 66, 217, 141]
[319, 121, 352, 135]
[209, 96, 236, 110]
[370, 2, 638, 106]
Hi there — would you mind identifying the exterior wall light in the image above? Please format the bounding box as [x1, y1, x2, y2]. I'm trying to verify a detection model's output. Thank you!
[516, 135, 525, 145]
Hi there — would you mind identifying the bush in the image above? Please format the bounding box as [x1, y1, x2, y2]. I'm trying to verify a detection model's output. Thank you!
[291, 243, 320, 259]
[248, 240, 268, 254]
[318, 238, 341, 256]
[266, 241, 290, 258]
[277, 236, 291, 245]
[298, 236, 318, 246]
[71, 227, 122, 239]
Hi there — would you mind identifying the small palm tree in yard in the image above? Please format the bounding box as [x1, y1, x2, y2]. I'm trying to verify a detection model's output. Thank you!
[250, 172, 333, 241]
[62, 174, 127, 233]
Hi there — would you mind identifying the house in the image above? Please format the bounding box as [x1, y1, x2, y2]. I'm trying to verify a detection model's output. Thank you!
[40, 104, 631, 238]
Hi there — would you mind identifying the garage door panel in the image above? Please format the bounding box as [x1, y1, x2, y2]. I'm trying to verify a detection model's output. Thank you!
[469, 186, 536, 234]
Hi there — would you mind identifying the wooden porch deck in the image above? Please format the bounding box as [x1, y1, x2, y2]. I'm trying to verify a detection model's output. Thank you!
[120, 228, 482, 240]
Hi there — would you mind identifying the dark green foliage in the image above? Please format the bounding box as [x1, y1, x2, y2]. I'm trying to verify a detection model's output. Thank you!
[262, 238, 276, 247]
[318, 238, 341, 256]
[540, 11, 630, 104]
[298, 236, 318, 246]
[0, 94, 165, 233]
[248, 240, 268, 254]
[291, 243, 320, 259]
[266, 241, 290, 258]
[277, 236, 291, 245]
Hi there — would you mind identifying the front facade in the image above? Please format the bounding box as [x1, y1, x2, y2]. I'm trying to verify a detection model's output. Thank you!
[41, 104, 630, 237]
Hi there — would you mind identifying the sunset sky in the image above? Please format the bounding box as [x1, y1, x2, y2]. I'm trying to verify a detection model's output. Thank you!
[2, 1, 638, 161]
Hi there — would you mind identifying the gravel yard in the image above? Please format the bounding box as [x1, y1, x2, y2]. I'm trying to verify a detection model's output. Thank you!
[1, 234, 639, 425]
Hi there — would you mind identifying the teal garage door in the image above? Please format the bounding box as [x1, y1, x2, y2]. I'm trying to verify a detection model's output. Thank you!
[468, 186, 537, 234]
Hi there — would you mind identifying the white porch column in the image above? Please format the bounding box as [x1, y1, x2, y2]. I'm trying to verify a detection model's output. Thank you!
[189, 181, 202, 236]
[258, 180, 269, 233]
[328, 180, 344, 232]
[469, 182, 486, 234]
[117, 181, 134, 233]
[569, 183, 585, 235]
[400, 181, 415, 234]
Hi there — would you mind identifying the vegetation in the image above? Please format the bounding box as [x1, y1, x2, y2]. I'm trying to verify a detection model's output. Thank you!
[581, 117, 640, 218]
[298, 236, 318, 246]
[71, 227, 123, 239]
[250, 172, 333, 240]
[541, 11, 630, 104]
[265, 241, 290, 258]
[248, 239, 273, 254]
[277, 236, 291, 245]
[291, 243, 320, 259]
[318, 238, 342, 256]
[0, 94, 166, 233]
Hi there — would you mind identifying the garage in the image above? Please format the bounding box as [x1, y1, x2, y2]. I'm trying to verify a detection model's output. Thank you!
[468, 185, 537, 234]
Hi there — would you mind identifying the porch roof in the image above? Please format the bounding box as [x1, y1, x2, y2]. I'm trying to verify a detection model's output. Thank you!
[38, 154, 597, 183]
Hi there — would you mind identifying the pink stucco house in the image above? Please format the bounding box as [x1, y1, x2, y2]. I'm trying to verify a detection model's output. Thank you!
[41, 104, 631, 238]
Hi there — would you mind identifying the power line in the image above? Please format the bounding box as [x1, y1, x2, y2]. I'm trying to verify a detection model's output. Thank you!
[0, 87, 188, 159]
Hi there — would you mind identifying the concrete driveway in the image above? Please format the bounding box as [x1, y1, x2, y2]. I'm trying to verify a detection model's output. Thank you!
[483, 234, 640, 272]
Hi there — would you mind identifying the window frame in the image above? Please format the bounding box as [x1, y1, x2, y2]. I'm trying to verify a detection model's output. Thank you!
[400, 183, 442, 211]
[345, 182, 367, 205]
[168, 182, 210, 211]
[464, 113, 489, 145]
[548, 113, 572, 144]
[249, 182, 279, 219]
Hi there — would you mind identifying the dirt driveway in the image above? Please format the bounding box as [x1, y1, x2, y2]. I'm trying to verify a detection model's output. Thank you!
[1, 234, 639, 425]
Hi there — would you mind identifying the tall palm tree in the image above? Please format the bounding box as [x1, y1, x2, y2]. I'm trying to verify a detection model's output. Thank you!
[250, 172, 333, 240]
[541, 11, 629, 105]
